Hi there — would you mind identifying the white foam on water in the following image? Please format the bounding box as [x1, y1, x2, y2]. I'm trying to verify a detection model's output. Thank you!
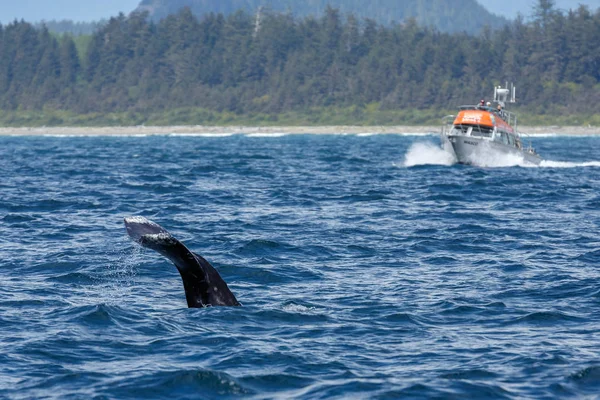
[356, 132, 379, 137]
[46, 134, 152, 137]
[526, 133, 599, 138]
[402, 141, 457, 167]
[397, 132, 438, 137]
[527, 133, 560, 138]
[167, 132, 237, 137]
[401, 140, 600, 169]
[245, 133, 289, 138]
[355, 132, 436, 137]
[281, 302, 321, 315]
[466, 151, 531, 168]
[539, 160, 600, 168]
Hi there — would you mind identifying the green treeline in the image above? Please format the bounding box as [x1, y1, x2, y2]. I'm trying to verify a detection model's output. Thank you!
[35, 20, 106, 35]
[0, 4, 599, 126]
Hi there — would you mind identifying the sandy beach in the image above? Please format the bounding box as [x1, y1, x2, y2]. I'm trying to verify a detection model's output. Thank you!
[0, 125, 599, 136]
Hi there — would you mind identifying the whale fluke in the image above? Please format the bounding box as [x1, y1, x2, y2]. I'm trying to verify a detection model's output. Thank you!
[124, 216, 240, 308]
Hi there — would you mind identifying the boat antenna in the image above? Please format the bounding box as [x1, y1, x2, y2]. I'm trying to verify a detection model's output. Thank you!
[494, 82, 516, 108]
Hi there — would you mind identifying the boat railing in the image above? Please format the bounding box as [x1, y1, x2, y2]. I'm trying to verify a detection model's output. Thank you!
[459, 105, 497, 112]
[500, 110, 518, 131]
[441, 115, 455, 136]
[516, 130, 538, 155]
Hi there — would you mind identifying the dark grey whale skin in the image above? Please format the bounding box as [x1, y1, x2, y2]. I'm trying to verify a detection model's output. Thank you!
[124, 216, 240, 308]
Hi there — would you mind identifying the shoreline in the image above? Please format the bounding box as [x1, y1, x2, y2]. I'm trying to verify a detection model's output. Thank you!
[0, 125, 599, 136]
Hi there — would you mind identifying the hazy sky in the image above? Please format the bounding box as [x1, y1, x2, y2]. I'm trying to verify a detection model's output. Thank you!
[0, 0, 140, 23]
[0, 0, 599, 23]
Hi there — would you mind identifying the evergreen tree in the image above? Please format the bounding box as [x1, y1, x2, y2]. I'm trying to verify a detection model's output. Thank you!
[0, 6, 599, 118]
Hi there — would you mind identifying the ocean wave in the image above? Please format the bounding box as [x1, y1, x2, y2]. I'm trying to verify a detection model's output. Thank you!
[1, 134, 600, 399]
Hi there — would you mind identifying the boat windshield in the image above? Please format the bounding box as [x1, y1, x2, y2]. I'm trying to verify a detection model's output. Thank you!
[451, 124, 493, 138]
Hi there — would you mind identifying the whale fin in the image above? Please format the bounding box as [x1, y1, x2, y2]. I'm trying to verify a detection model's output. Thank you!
[124, 216, 240, 308]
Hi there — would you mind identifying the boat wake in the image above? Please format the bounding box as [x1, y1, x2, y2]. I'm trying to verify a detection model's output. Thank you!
[540, 160, 600, 168]
[403, 142, 600, 169]
[464, 150, 531, 168]
[402, 141, 527, 167]
[403, 142, 456, 166]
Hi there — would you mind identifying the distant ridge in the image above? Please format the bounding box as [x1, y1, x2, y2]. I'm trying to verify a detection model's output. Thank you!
[483, 0, 600, 19]
[135, 0, 508, 34]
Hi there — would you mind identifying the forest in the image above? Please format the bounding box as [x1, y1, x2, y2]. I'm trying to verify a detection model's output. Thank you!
[0, 2, 599, 126]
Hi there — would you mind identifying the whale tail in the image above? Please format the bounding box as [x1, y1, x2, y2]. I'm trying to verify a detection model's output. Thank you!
[124, 216, 240, 308]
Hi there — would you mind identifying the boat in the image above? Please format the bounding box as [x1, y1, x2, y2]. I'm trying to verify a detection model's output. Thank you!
[440, 83, 542, 166]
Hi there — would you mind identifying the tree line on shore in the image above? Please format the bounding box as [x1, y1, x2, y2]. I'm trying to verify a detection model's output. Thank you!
[0, 2, 598, 124]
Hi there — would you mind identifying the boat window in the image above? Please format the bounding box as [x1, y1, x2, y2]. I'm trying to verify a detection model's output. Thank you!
[470, 126, 493, 138]
[507, 134, 515, 146]
[451, 124, 493, 138]
[451, 125, 470, 135]
[495, 132, 505, 144]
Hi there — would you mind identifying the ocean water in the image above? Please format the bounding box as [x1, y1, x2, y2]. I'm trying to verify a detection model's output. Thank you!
[1, 132, 600, 399]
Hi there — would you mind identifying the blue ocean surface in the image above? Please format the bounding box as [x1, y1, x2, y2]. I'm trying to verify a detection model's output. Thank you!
[1, 132, 600, 399]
